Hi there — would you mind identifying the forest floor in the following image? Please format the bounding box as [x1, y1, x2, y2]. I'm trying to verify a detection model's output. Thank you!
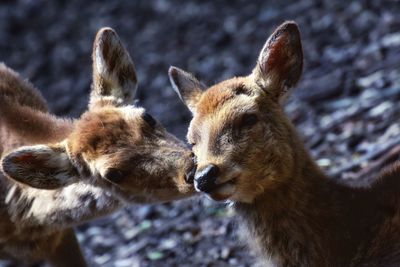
[0, 0, 399, 266]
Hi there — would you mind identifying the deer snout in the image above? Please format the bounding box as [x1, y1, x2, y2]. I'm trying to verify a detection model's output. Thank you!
[194, 164, 220, 193]
[184, 152, 197, 184]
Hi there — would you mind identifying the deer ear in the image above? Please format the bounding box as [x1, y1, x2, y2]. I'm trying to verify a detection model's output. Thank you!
[90, 27, 138, 109]
[168, 66, 205, 113]
[253, 21, 303, 103]
[1, 144, 78, 189]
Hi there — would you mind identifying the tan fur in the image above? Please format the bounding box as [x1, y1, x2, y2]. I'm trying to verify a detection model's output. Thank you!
[0, 27, 195, 266]
[170, 21, 400, 266]
[0, 64, 73, 145]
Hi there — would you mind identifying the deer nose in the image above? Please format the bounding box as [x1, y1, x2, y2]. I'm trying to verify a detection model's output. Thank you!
[194, 164, 220, 193]
[184, 153, 197, 184]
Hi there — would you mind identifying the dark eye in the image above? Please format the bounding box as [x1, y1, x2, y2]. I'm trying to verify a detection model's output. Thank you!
[240, 114, 258, 128]
[142, 113, 157, 128]
[104, 168, 125, 184]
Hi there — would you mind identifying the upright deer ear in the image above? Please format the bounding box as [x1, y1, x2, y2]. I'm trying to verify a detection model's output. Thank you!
[90, 27, 138, 109]
[168, 66, 205, 113]
[1, 144, 79, 189]
[253, 21, 303, 103]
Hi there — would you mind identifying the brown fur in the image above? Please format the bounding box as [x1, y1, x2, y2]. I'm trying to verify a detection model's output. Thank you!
[170, 21, 400, 266]
[0, 64, 73, 145]
[0, 27, 195, 266]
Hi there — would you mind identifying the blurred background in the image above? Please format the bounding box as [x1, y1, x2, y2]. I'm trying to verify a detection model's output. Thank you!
[0, 0, 399, 266]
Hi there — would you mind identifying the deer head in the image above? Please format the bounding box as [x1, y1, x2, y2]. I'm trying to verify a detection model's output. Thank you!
[2, 27, 196, 203]
[169, 22, 303, 203]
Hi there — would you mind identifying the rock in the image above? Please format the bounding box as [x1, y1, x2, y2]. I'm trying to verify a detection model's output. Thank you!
[0, 0, 399, 266]
[297, 69, 344, 102]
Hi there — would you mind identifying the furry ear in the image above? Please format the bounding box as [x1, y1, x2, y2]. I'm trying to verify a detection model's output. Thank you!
[168, 66, 205, 113]
[90, 27, 138, 109]
[253, 21, 303, 103]
[1, 144, 79, 189]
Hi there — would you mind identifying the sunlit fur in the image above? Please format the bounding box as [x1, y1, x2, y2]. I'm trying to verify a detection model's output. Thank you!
[0, 27, 195, 266]
[187, 76, 295, 203]
[171, 21, 400, 266]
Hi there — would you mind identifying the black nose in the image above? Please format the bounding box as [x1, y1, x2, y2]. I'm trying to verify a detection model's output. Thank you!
[194, 164, 220, 193]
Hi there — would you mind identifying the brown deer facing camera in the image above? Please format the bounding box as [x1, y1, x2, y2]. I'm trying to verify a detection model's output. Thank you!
[169, 21, 400, 267]
[0, 27, 195, 267]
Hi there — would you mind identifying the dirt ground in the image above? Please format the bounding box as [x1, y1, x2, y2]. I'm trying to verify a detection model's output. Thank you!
[0, 0, 399, 266]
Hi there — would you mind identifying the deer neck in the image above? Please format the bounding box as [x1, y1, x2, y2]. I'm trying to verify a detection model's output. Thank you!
[233, 127, 376, 266]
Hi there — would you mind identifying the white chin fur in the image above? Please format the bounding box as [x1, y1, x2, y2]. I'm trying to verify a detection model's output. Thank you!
[217, 182, 236, 196]
[207, 183, 236, 201]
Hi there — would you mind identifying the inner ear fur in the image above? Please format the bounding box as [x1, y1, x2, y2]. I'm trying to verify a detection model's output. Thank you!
[1, 143, 79, 190]
[90, 27, 138, 109]
[253, 21, 303, 102]
[168, 66, 205, 113]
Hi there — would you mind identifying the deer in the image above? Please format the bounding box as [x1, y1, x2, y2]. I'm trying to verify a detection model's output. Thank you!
[0, 27, 195, 267]
[168, 21, 400, 267]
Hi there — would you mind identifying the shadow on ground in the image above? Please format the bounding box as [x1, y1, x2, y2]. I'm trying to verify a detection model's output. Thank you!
[0, 0, 399, 266]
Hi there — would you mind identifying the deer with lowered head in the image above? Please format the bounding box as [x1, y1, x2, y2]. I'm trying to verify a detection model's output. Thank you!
[0, 27, 195, 267]
[169, 21, 400, 267]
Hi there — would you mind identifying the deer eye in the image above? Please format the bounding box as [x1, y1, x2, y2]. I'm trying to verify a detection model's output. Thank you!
[240, 113, 258, 128]
[104, 168, 125, 184]
[142, 113, 157, 128]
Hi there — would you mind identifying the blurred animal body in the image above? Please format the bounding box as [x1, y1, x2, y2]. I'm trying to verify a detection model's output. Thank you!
[0, 27, 195, 266]
[170, 21, 400, 267]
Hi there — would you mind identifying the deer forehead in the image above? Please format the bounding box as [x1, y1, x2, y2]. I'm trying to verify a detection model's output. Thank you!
[196, 77, 260, 115]
[191, 83, 260, 137]
[69, 107, 145, 158]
